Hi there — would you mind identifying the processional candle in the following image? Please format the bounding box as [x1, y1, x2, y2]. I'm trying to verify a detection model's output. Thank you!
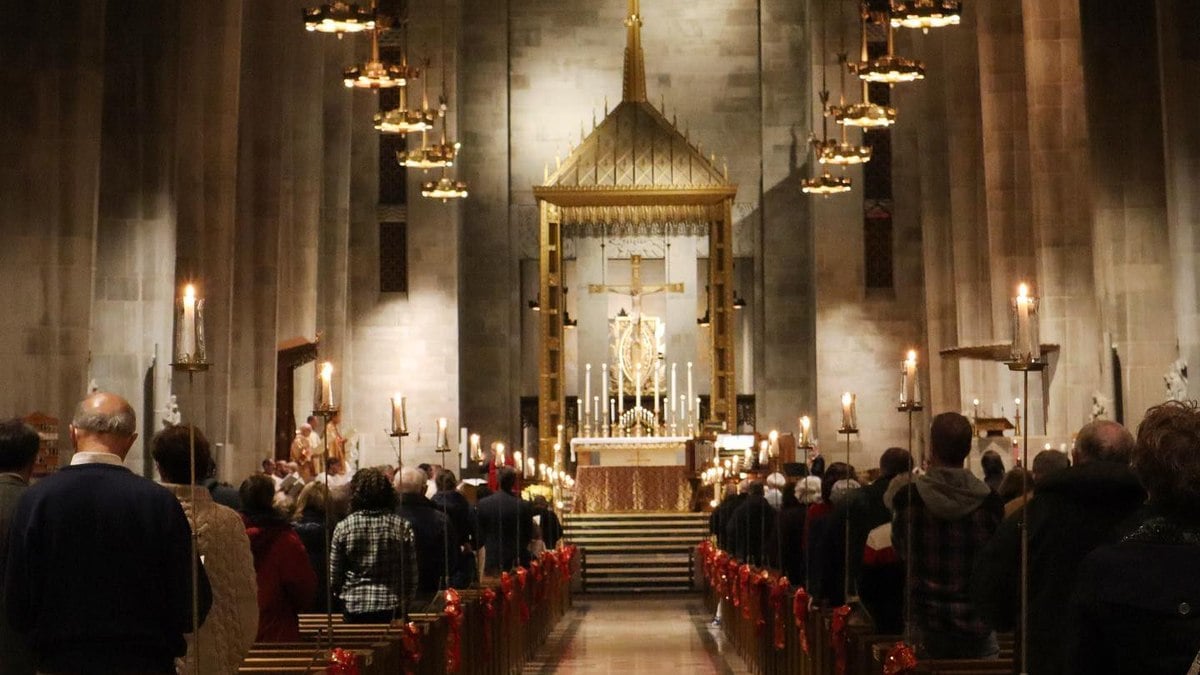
[840, 392, 857, 431]
[318, 362, 335, 409]
[901, 350, 918, 405]
[390, 394, 407, 434]
[1011, 283, 1041, 363]
[798, 415, 812, 447]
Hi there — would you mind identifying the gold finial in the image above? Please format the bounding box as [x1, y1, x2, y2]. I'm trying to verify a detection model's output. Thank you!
[622, 0, 647, 102]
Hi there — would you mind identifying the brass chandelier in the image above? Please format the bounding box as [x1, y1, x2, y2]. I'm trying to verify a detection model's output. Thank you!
[304, 2, 375, 38]
[852, 4, 924, 84]
[830, 7, 897, 129]
[343, 27, 418, 88]
[803, 0, 860, 195]
[801, 171, 853, 196]
[890, 0, 962, 33]
[374, 70, 436, 133]
[420, 173, 469, 201]
[419, 0, 467, 201]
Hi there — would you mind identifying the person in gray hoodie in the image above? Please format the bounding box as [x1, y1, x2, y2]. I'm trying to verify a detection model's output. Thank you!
[887, 412, 1004, 659]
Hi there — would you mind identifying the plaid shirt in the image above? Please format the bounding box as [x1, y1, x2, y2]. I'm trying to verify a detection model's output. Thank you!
[330, 509, 418, 615]
[892, 474, 1002, 638]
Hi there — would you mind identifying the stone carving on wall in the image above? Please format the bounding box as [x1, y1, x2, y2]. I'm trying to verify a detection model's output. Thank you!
[1090, 391, 1110, 421]
[1164, 358, 1189, 401]
[161, 394, 182, 428]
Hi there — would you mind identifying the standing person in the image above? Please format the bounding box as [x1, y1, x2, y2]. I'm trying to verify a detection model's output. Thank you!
[395, 467, 457, 599]
[0, 419, 39, 674]
[305, 416, 324, 472]
[887, 412, 1003, 659]
[152, 425, 258, 674]
[432, 471, 476, 588]
[290, 424, 317, 482]
[980, 450, 1005, 494]
[532, 495, 563, 549]
[291, 482, 335, 613]
[330, 468, 417, 622]
[5, 393, 211, 674]
[240, 474, 317, 642]
[1068, 404, 1200, 674]
[973, 420, 1143, 674]
[850, 447, 912, 635]
[475, 467, 535, 574]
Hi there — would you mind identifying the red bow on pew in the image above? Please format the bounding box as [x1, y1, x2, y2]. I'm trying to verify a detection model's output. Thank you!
[480, 587, 498, 657]
[515, 567, 531, 623]
[327, 648, 360, 674]
[400, 622, 423, 675]
[792, 587, 811, 654]
[770, 576, 790, 651]
[883, 641, 918, 675]
[738, 564, 753, 619]
[443, 589, 464, 673]
[831, 605, 852, 675]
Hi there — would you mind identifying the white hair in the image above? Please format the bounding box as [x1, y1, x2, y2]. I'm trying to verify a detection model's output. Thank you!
[829, 478, 863, 507]
[396, 467, 427, 495]
[766, 472, 787, 490]
[795, 476, 822, 504]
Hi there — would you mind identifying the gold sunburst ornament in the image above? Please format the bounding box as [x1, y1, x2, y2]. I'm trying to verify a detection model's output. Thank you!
[891, 0, 962, 33]
[303, 2, 375, 38]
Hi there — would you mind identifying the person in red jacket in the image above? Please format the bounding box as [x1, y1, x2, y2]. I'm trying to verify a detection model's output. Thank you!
[240, 474, 317, 642]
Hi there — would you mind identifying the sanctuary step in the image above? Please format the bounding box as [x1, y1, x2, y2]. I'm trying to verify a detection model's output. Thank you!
[564, 511, 710, 592]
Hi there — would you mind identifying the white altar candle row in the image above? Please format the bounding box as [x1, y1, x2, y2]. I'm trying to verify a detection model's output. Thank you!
[579, 361, 702, 436]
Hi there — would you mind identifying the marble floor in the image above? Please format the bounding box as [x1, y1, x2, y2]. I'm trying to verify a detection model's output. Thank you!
[524, 594, 752, 674]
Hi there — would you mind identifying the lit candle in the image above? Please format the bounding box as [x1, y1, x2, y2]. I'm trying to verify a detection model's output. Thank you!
[653, 361, 660, 418]
[744, 447, 752, 464]
[577, 404, 583, 430]
[799, 415, 812, 446]
[903, 350, 918, 405]
[618, 355, 625, 414]
[759, 440, 769, 466]
[181, 284, 197, 359]
[972, 398, 980, 419]
[514, 451, 523, 477]
[594, 396, 601, 427]
[680, 395, 687, 427]
[768, 430, 779, 458]
[670, 363, 677, 414]
[610, 398, 616, 424]
[527, 457, 536, 478]
[687, 362, 694, 421]
[695, 396, 701, 425]
[496, 442, 506, 466]
[459, 428, 468, 469]
[437, 417, 449, 449]
[470, 433, 481, 461]
[585, 364, 592, 415]
[840, 392, 856, 430]
[319, 362, 334, 409]
[1013, 283, 1040, 361]
[390, 393, 407, 434]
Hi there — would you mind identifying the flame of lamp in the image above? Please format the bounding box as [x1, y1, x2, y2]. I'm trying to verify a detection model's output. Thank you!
[801, 172, 853, 196]
[854, 54, 926, 83]
[398, 141, 461, 169]
[831, 102, 897, 128]
[421, 176, 469, 202]
[890, 0, 963, 31]
[374, 108, 436, 135]
[303, 2, 376, 36]
[173, 285, 208, 366]
[343, 59, 419, 89]
[815, 138, 873, 165]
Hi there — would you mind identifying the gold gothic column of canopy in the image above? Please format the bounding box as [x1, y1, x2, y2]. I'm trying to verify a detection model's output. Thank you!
[531, 0, 738, 449]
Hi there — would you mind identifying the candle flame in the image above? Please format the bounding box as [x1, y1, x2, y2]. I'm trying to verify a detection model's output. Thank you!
[1017, 282, 1030, 299]
[1015, 397, 1022, 405]
[394, 392, 403, 402]
[438, 417, 447, 428]
[183, 284, 196, 302]
[800, 415, 811, 430]
[972, 398, 980, 406]
[906, 349, 918, 362]
[842, 392, 853, 406]
[768, 430, 779, 442]
[496, 442, 505, 454]
[760, 440, 768, 450]
[321, 362, 333, 380]
[470, 433, 480, 444]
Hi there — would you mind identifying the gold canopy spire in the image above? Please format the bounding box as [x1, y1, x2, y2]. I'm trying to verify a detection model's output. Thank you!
[622, 0, 647, 102]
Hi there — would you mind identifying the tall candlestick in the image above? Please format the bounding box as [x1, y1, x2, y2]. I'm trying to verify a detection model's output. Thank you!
[594, 396, 601, 427]
[902, 350, 918, 405]
[470, 433, 481, 461]
[635, 361, 643, 409]
[585, 364, 592, 415]
[459, 428, 468, 470]
[181, 284, 197, 358]
[687, 362, 694, 419]
[670, 363, 677, 413]
[390, 393, 407, 434]
[437, 417, 449, 450]
[319, 362, 334, 409]
[610, 398, 616, 424]
[840, 392, 857, 431]
[1012, 282, 1040, 362]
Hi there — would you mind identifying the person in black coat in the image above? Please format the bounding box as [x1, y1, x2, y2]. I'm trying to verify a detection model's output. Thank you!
[291, 481, 337, 612]
[432, 470, 476, 588]
[848, 447, 910, 633]
[532, 495, 563, 549]
[725, 482, 776, 566]
[1068, 402, 1200, 675]
[972, 420, 1145, 674]
[395, 467, 458, 597]
[710, 483, 747, 551]
[475, 466, 534, 574]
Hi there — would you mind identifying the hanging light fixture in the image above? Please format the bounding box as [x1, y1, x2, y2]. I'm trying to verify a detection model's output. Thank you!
[830, 5, 896, 128]
[853, 3, 924, 84]
[420, 172, 469, 201]
[803, 0, 858, 195]
[343, 27, 418, 88]
[398, 98, 460, 168]
[420, 0, 468, 201]
[890, 0, 962, 33]
[374, 65, 436, 133]
[303, 2, 375, 38]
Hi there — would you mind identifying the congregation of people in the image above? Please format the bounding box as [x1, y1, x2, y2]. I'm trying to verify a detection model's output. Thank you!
[708, 405, 1200, 674]
[0, 392, 556, 674]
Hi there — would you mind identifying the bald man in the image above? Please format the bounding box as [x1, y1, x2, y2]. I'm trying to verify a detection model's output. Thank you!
[4, 393, 212, 674]
[971, 419, 1145, 674]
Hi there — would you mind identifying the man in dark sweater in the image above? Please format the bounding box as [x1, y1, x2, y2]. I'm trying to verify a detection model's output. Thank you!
[395, 466, 458, 597]
[972, 420, 1144, 674]
[475, 467, 534, 574]
[4, 393, 211, 674]
[0, 419, 40, 674]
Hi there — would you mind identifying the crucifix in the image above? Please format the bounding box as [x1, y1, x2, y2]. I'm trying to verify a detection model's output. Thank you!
[588, 254, 684, 319]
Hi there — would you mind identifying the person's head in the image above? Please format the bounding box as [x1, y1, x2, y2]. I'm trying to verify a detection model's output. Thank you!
[396, 466, 427, 495]
[298, 423, 312, 436]
[930, 412, 973, 467]
[350, 467, 397, 512]
[292, 481, 330, 520]
[240, 474, 277, 514]
[1073, 420, 1135, 465]
[273, 460, 289, 478]
[532, 495, 550, 510]
[0, 419, 40, 477]
[765, 472, 787, 490]
[327, 457, 344, 475]
[878, 447, 913, 479]
[436, 470, 458, 493]
[418, 463, 433, 479]
[497, 466, 518, 494]
[796, 476, 822, 504]
[150, 424, 216, 485]
[262, 458, 274, 473]
[829, 479, 862, 507]
[747, 481, 765, 498]
[70, 392, 137, 458]
[306, 415, 318, 428]
[1032, 449, 1070, 485]
[821, 462, 854, 502]
[997, 467, 1031, 502]
[1132, 401, 1200, 515]
[980, 450, 1005, 478]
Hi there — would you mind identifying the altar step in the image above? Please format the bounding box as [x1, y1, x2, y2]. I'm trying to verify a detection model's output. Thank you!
[564, 512, 710, 593]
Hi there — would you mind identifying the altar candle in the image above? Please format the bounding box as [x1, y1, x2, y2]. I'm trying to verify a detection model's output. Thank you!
[319, 362, 334, 409]
[577, 404, 583, 430]
[557, 424, 564, 455]
[181, 284, 197, 358]
[695, 396, 701, 425]
[594, 396, 601, 426]
[759, 440, 769, 466]
[840, 392, 856, 430]
[610, 399, 616, 424]
[459, 428, 468, 469]
[437, 417, 449, 449]
[670, 363, 677, 413]
[470, 433, 481, 461]
[390, 393, 407, 435]
[903, 350, 918, 405]
[585, 364, 592, 415]
[527, 457, 536, 477]
[687, 362, 694, 416]
[799, 415, 812, 446]
[744, 447, 752, 464]
[768, 430, 779, 457]
[680, 395, 687, 426]
[514, 451, 523, 477]
[653, 362, 660, 415]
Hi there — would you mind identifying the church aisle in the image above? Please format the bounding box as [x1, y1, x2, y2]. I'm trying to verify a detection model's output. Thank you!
[524, 594, 752, 674]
